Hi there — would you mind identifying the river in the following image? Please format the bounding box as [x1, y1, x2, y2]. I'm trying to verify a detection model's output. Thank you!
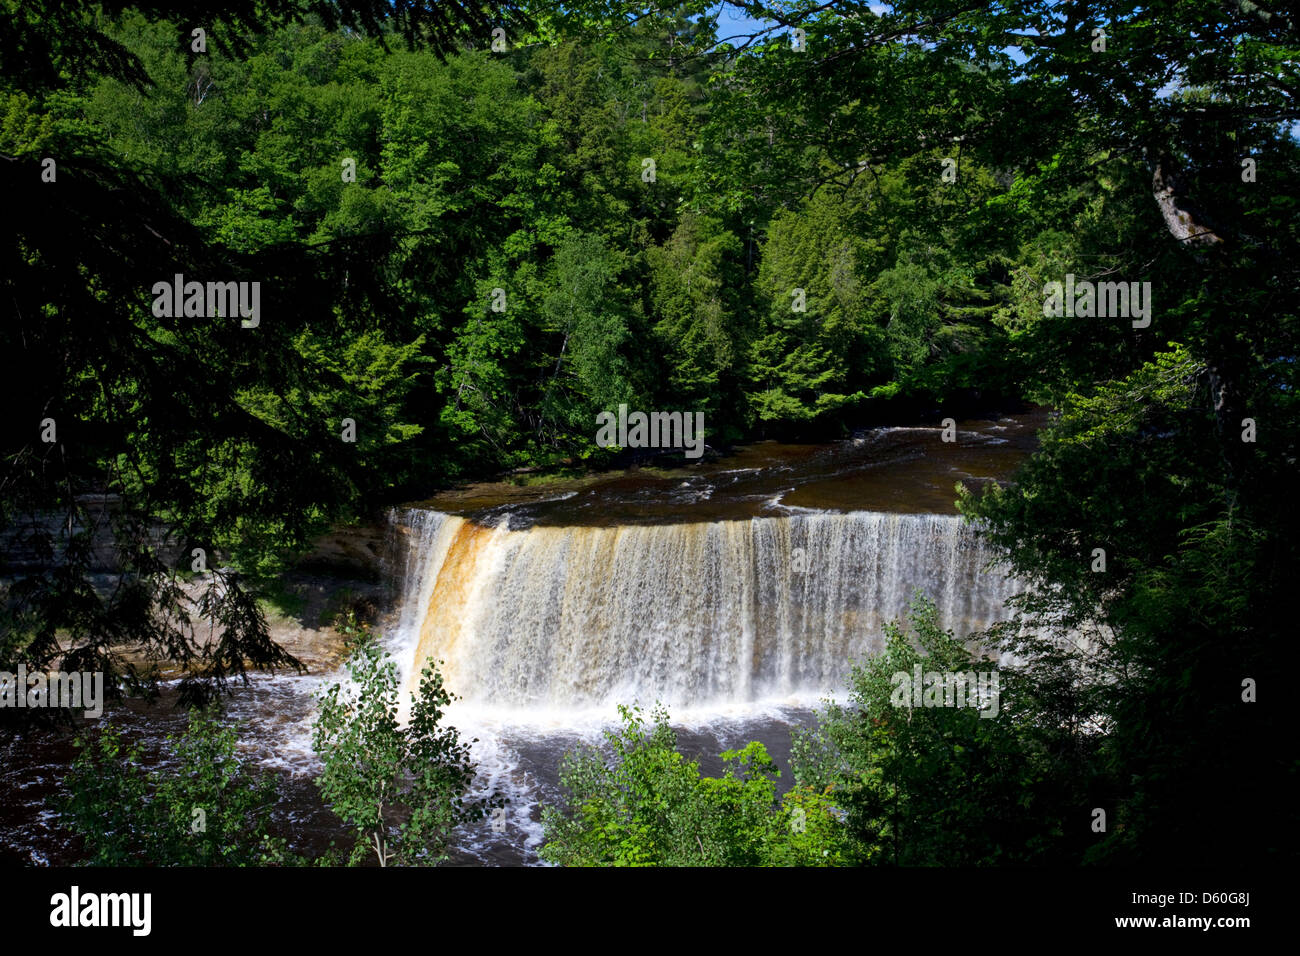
[0, 408, 1046, 866]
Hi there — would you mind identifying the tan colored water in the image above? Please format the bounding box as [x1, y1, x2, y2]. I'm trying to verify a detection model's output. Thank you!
[399, 411, 1045, 711]
[411, 409, 1049, 527]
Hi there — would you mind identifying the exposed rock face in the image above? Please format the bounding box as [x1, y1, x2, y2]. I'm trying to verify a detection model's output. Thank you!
[3, 507, 401, 679]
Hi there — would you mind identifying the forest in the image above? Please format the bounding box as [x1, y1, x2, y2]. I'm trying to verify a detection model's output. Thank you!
[1, 0, 1295, 873]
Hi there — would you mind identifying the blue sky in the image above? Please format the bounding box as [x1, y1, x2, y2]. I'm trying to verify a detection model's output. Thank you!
[701, 2, 1294, 138]
[711, 2, 889, 40]
[709, 2, 775, 44]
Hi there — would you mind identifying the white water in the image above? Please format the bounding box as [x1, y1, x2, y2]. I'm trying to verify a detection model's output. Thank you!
[391, 508, 1021, 715]
[355, 506, 1023, 862]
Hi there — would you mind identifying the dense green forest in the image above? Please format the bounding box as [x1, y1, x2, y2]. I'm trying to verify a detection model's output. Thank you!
[2, 0, 1296, 868]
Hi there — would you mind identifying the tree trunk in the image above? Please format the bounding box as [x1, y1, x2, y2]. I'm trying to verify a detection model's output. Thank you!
[1151, 153, 1225, 253]
[1150, 150, 1243, 508]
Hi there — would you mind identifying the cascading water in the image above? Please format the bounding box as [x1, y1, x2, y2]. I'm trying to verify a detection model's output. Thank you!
[0, 416, 1044, 866]
[393, 508, 1020, 714]
[378, 417, 1041, 861]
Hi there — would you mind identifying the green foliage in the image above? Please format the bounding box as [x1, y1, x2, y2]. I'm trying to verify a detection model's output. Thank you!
[961, 341, 1297, 863]
[646, 212, 748, 422]
[792, 595, 1081, 865]
[7, 0, 1300, 868]
[748, 187, 882, 424]
[540, 703, 849, 866]
[537, 231, 638, 439]
[311, 627, 498, 865]
[54, 709, 291, 865]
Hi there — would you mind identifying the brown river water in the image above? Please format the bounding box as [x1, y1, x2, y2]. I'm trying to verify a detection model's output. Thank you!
[1, 409, 1048, 866]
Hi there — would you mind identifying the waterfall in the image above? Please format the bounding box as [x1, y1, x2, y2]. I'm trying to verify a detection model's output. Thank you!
[391, 509, 1020, 712]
